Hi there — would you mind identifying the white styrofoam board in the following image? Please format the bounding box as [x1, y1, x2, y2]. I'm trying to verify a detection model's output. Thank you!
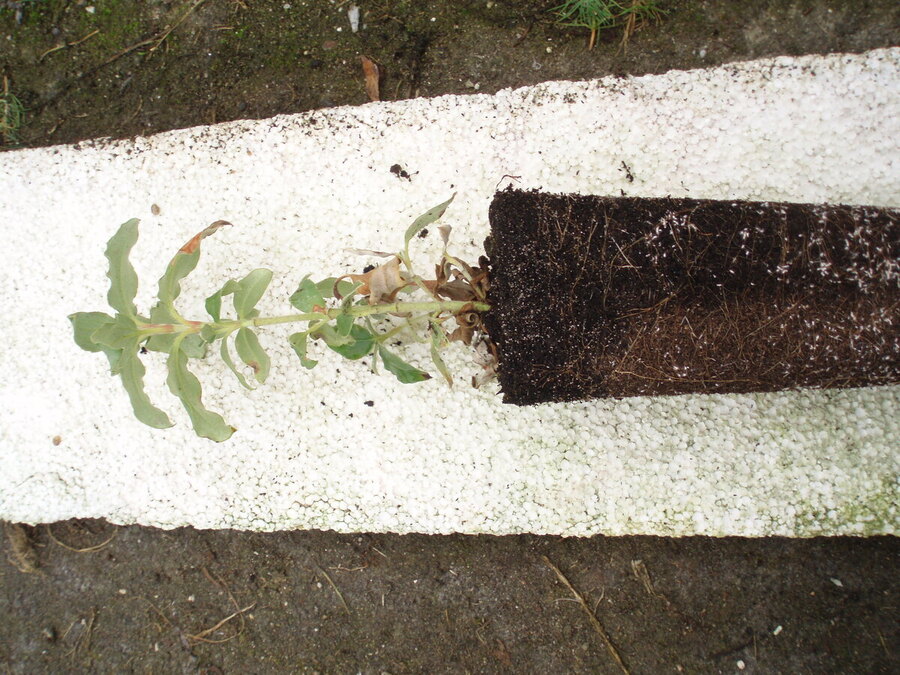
[0, 49, 897, 535]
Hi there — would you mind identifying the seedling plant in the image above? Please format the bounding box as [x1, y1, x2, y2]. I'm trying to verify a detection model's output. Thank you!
[70, 196, 493, 442]
[553, 0, 665, 50]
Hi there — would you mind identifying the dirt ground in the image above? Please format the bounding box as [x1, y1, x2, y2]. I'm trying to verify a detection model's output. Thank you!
[1, 1, 898, 673]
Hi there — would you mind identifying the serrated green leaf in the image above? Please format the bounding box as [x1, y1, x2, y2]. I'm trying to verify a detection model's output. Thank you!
[233, 268, 273, 319]
[234, 327, 270, 384]
[166, 346, 234, 442]
[220, 336, 254, 389]
[404, 194, 455, 248]
[69, 312, 116, 352]
[118, 342, 173, 429]
[289, 332, 317, 369]
[327, 324, 375, 360]
[105, 218, 140, 317]
[91, 313, 139, 349]
[157, 221, 230, 313]
[378, 345, 431, 383]
[290, 276, 325, 312]
[205, 279, 241, 321]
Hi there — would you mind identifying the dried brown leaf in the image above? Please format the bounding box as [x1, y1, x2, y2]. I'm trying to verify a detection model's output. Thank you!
[360, 55, 380, 102]
[345, 248, 394, 258]
[339, 256, 406, 304]
[438, 224, 452, 247]
[367, 256, 404, 304]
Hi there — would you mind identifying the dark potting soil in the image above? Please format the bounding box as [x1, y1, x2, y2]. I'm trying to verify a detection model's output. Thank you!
[485, 189, 900, 405]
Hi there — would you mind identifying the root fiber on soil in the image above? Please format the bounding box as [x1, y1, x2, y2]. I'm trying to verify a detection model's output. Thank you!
[485, 189, 899, 404]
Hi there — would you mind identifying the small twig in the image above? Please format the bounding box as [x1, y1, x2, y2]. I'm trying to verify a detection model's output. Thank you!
[187, 603, 255, 644]
[46, 524, 118, 553]
[328, 564, 369, 572]
[189, 566, 254, 644]
[100, 0, 209, 67]
[149, 0, 209, 53]
[543, 555, 630, 675]
[39, 29, 100, 61]
[317, 565, 351, 615]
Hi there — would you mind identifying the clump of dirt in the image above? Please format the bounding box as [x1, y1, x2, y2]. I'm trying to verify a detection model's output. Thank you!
[486, 190, 899, 403]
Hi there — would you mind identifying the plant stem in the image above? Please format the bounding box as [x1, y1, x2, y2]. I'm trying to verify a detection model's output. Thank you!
[138, 300, 490, 340]
[251, 300, 489, 327]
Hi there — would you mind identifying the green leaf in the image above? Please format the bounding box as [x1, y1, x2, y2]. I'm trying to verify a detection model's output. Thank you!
[404, 194, 455, 248]
[157, 221, 230, 314]
[234, 327, 270, 384]
[233, 268, 273, 319]
[145, 338, 209, 366]
[149, 301, 179, 325]
[289, 276, 325, 313]
[166, 346, 234, 442]
[205, 279, 241, 321]
[91, 313, 139, 350]
[340, 282, 364, 311]
[430, 329, 453, 387]
[335, 313, 354, 337]
[316, 324, 354, 348]
[378, 345, 431, 383]
[220, 336, 254, 389]
[104, 218, 140, 318]
[315, 277, 357, 300]
[289, 332, 317, 369]
[69, 311, 122, 371]
[200, 324, 218, 344]
[70, 312, 115, 352]
[324, 324, 375, 360]
[117, 342, 173, 429]
[181, 334, 208, 358]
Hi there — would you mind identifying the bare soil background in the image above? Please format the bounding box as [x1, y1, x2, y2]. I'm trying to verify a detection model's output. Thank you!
[2, 1, 898, 673]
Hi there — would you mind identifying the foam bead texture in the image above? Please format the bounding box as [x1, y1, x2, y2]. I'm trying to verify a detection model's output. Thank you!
[0, 49, 897, 535]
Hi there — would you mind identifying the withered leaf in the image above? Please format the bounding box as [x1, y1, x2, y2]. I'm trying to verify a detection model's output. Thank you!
[360, 55, 380, 102]
[338, 256, 406, 305]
